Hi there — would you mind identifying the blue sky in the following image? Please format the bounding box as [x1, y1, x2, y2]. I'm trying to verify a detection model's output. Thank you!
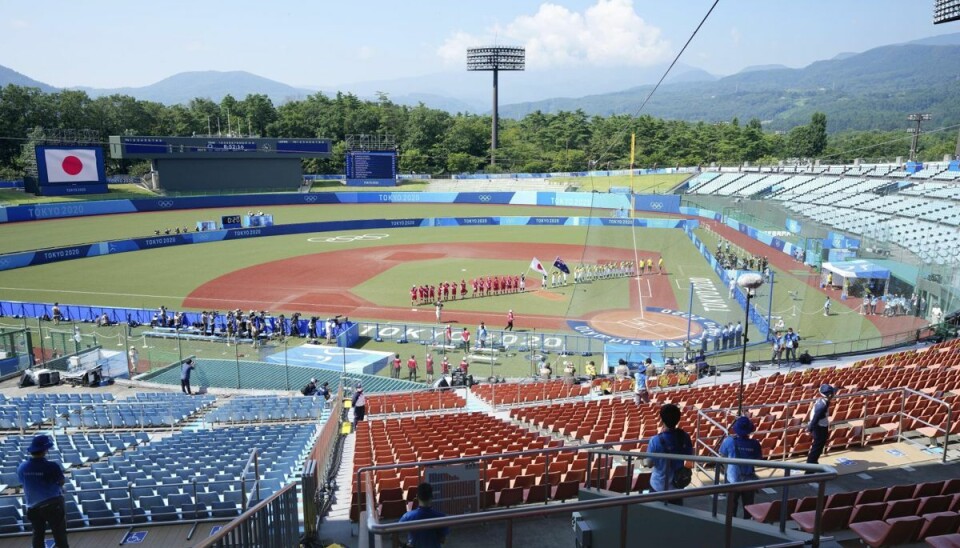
[0, 0, 955, 88]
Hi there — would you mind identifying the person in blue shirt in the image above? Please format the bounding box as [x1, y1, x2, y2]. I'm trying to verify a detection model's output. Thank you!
[644, 404, 693, 505]
[180, 358, 195, 395]
[784, 328, 799, 364]
[633, 367, 649, 405]
[806, 384, 835, 470]
[17, 434, 68, 548]
[398, 482, 448, 548]
[718, 416, 763, 519]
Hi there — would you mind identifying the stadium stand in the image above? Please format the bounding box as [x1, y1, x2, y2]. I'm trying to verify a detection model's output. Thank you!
[363, 390, 466, 415]
[744, 479, 960, 544]
[0, 423, 320, 531]
[352, 412, 572, 521]
[510, 341, 960, 458]
[0, 393, 114, 430]
[205, 395, 327, 424]
[51, 392, 215, 430]
[470, 378, 634, 407]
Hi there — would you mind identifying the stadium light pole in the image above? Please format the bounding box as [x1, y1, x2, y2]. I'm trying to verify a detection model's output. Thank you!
[467, 46, 525, 166]
[737, 273, 764, 416]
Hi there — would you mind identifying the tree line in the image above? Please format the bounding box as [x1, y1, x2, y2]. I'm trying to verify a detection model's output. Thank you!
[0, 84, 955, 180]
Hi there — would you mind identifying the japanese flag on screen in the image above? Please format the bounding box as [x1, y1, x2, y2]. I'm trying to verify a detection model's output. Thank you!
[44, 148, 100, 183]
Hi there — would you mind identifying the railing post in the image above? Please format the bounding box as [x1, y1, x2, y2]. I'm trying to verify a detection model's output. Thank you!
[779, 469, 790, 533]
[619, 504, 628, 548]
[724, 487, 736, 548]
[812, 479, 827, 548]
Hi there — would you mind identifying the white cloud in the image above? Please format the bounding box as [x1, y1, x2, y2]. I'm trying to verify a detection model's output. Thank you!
[9, 19, 28, 29]
[357, 46, 376, 61]
[437, 0, 671, 69]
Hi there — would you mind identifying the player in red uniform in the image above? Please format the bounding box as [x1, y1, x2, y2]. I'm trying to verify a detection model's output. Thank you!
[410, 285, 417, 306]
[443, 282, 450, 301]
[459, 356, 469, 375]
[492, 276, 500, 294]
[429, 285, 435, 301]
[460, 279, 467, 298]
[441, 355, 450, 375]
[471, 278, 478, 298]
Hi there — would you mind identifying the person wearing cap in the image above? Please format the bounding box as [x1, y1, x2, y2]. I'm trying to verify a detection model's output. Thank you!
[425, 354, 435, 383]
[806, 384, 835, 469]
[18, 434, 68, 548]
[398, 482, 448, 548]
[407, 354, 418, 382]
[718, 416, 763, 518]
[351, 386, 366, 426]
[644, 403, 693, 504]
[317, 381, 331, 402]
[505, 309, 514, 331]
[180, 358, 195, 395]
[302, 378, 318, 397]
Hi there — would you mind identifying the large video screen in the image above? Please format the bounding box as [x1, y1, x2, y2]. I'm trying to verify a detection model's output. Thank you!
[346, 151, 397, 180]
[35, 146, 107, 185]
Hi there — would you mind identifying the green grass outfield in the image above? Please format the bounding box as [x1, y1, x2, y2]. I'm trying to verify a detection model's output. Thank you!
[0, 184, 158, 206]
[0, 203, 607, 254]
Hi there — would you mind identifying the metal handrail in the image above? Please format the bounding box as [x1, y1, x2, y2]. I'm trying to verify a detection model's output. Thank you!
[195, 479, 299, 547]
[365, 450, 836, 548]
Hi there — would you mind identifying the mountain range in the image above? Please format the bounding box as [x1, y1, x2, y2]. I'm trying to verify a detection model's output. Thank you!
[3, 32, 960, 131]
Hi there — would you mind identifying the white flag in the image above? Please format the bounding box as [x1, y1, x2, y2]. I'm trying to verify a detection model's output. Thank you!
[530, 257, 547, 275]
[43, 148, 101, 183]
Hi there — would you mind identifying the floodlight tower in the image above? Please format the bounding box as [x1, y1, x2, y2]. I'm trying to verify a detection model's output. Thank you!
[935, 0, 960, 24]
[907, 113, 931, 162]
[467, 46, 525, 166]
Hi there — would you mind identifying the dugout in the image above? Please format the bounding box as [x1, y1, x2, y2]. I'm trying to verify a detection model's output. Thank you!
[109, 136, 331, 192]
[821, 260, 890, 298]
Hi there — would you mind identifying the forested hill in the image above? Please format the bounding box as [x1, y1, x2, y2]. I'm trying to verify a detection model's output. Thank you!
[500, 43, 960, 132]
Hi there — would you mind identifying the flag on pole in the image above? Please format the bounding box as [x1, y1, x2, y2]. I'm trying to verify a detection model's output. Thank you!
[529, 257, 547, 275]
[553, 256, 570, 274]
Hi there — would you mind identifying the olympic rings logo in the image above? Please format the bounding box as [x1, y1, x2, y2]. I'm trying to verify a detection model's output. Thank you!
[157, 200, 175, 208]
[479, 195, 492, 202]
[650, 201, 664, 210]
[307, 233, 390, 243]
[303, 195, 318, 203]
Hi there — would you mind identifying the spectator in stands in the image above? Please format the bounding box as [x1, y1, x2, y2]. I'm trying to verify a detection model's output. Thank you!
[352, 386, 366, 427]
[805, 384, 835, 470]
[318, 382, 331, 403]
[399, 482, 448, 548]
[644, 404, 693, 504]
[18, 434, 68, 548]
[301, 378, 318, 396]
[180, 358, 195, 395]
[718, 416, 762, 519]
[585, 360, 598, 380]
[634, 366, 650, 404]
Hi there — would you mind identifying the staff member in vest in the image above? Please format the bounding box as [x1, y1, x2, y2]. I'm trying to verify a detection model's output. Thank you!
[18, 434, 68, 548]
[718, 416, 763, 518]
[806, 384, 835, 470]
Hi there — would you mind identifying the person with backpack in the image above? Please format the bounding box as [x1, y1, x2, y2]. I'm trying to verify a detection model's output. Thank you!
[806, 384, 835, 470]
[351, 386, 366, 427]
[301, 378, 318, 396]
[317, 381, 331, 403]
[644, 403, 693, 505]
[718, 416, 763, 519]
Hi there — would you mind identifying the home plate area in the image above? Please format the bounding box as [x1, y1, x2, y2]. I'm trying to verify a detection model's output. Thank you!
[583, 308, 705, 342]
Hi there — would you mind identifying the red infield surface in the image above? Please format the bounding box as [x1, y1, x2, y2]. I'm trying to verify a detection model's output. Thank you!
[184, 242, 682, 334]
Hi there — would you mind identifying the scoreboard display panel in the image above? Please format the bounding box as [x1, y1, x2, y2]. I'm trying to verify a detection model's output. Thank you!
[346, 151, 397, 179]
[110, 136, 332, 159]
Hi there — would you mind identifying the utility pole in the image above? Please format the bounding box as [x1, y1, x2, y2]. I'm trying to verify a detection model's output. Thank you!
[907, 113, 931, 162]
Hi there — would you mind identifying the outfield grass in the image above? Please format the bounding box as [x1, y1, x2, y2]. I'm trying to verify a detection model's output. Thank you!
[552, 173, 688, 193]
[0, 203, 604, 254]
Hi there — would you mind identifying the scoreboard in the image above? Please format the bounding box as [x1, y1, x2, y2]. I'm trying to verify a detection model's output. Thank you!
[345, 151, 397, 187]
[109, 136, 332, 159]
